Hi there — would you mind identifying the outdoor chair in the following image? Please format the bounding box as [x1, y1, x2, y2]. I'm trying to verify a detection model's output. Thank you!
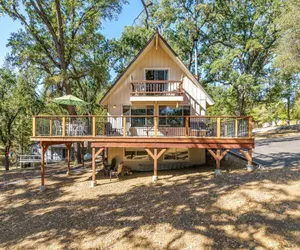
[105, 122, 117, 136]
[104, 157, 116, 175]
[54, 120, 62, 135]
[110, 161, 124, 181]
[126, 122, 131, 136]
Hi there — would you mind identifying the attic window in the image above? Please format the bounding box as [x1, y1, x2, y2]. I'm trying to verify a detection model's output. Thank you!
[145, 69, 168, 80]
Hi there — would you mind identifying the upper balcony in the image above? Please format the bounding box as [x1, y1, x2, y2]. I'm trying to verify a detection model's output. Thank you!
[130, 80, 183, 102]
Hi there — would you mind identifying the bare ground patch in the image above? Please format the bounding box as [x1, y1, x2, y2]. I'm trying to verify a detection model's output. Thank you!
[0, 165, 299, 250]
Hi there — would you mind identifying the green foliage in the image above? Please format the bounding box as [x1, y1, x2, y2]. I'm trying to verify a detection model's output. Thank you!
[0, 66, 42, 170]
[112, 0, 283, 116]
[274, 0, 300, 74]
[109, 26, 153, 74]
[0, 0, 126, 115]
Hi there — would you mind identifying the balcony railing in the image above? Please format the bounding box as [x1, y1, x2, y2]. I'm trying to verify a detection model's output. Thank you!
[130, 80, 183, 96]
[32, 115, 253, 138]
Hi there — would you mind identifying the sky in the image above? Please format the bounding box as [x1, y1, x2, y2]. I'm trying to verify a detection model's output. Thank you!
[0, 1, 143, 66]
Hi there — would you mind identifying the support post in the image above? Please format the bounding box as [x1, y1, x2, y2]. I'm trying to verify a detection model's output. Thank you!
[123, 117, 126, 136]
[40, 142, 48, 191]
[207, 148, 230, 176]
[185, 116, 189, 137]
[91, 147, 96, 187]
[32, 117, 36, 137]
[49, 119, 52, 136]
[62, 117, 66, 136]
[239, 149, 254, 172]
[65, 143, 72, 175]
[145, 148, 166, 182]
[153, 148, 158, 181]
[217, 118, 221, 137]
[216, 149, 221, 175]
[154, 116, 158, 137]
[81, 142, 84, 167]
[235, 118, 238, 137]
[92, 116, 96, 137]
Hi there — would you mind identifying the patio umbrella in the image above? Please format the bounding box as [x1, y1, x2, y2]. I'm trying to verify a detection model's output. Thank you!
[52, 95, 89, 106]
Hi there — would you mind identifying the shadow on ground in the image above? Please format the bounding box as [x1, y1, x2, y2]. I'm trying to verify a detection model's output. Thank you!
[0, 164, 299, 249]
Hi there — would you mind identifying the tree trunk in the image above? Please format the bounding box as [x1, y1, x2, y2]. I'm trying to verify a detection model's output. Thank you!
[4, 145, 10, 171]
[236, 89, 245, 116]
[76, 142, 82, 164]
[287, 95, 291, 125]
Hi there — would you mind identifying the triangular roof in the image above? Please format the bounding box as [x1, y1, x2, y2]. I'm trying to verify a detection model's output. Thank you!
[100, 32, 214, 105]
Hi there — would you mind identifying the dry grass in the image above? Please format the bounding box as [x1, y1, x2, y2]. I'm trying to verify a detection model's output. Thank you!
[0, 164, 300, 250]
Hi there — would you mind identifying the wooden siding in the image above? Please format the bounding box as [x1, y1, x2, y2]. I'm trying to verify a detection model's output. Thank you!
[106, 43, 207, 116]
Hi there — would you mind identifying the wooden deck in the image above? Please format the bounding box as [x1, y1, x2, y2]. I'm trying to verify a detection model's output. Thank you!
[31, 115, 255, 190]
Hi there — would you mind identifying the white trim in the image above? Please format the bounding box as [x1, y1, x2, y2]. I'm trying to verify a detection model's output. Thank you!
[130, 96, 183, 102]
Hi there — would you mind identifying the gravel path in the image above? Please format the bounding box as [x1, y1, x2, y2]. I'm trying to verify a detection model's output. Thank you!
[253, 136, 300, 168]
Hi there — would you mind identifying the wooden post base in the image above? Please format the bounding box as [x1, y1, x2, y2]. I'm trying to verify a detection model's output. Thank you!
[215, 169, 222, 176]
[247, 165, 254, 172]
[152, 175, 158, 182]
[90, 180, 97, 187]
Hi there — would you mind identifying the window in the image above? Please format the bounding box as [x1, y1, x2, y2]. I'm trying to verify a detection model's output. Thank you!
[124, 148, 149, 160]
[123, 106, 154, 127]
[145, 69, 169, 93]
[164, 148, 189, 161]
[159, 105, 190, 126]
[145, 69, 168, 80]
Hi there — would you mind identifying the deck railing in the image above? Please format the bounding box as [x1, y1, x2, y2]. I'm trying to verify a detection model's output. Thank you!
[130, 80, 183, 96]
[32, 115, 253, 138]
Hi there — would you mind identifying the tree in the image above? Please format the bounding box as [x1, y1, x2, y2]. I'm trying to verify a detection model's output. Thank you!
[0, 0, 126, 114]
[275, 0, 300, 74]
[0, 67, 41, 170]
[113, 0, 282, 116]
[109, 26, 153, 74]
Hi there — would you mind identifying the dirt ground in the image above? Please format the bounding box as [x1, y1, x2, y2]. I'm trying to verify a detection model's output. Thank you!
[0, 163, 299, 250]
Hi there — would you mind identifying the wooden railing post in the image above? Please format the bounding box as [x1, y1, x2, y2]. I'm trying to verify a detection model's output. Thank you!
[92, 116, 96, 137]
[217, 118, 221, 137]
[154, 116, 158, 137]
[49, 118, 52, 136]
[179, 82, 183, 95]
[248, 117, 253, 138]
[235, 118, 238, 137]
[123, 117, 126, 136]
[185, 116, 189, 137]
[62, 117, 66, 136]
[32, 116, 36, 137]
